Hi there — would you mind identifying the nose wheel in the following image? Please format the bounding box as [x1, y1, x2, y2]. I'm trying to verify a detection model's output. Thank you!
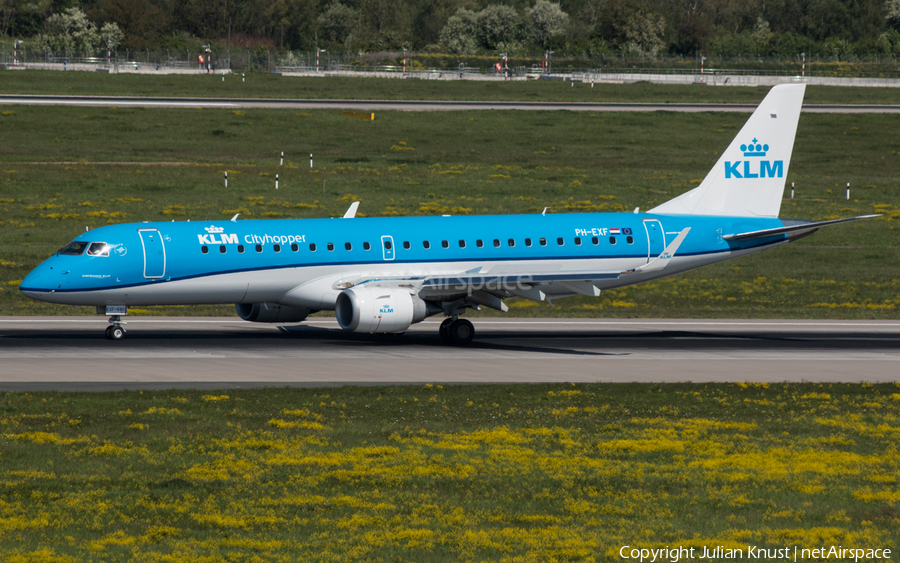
[439, 317, 474, 345]
[105, 316, 126, 340]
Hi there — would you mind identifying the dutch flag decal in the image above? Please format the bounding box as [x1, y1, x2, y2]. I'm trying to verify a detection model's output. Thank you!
[610, 228, 621, 235]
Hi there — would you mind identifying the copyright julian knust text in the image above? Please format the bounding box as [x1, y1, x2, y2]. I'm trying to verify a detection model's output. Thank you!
[619, 545, 891, 562]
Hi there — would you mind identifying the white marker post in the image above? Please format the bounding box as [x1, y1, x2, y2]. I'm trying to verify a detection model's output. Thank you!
[846, 183, 850, 200]
[280, 151, 284, 166]
[242, 73, 245, 82]
[791, 182, 794, 199]
[310, 153, 313, 168]
[225, 171, 228, 188]
[276, 174, 279, 190]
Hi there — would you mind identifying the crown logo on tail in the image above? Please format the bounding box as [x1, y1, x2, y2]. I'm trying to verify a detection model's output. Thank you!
[740, 138, 769, 157]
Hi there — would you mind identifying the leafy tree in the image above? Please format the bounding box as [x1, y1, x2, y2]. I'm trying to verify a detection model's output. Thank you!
[886, 0, 900, 30]
[438, 7, 478, 53]
[96, 0, 165, 48]
[526, 0, 569, 47]
[621, 10, 665, 56]
[476, 4, 520, 50]
[750, 16, 773, 51]
[33, 7, 100, 55]
[318, 3, 361, 45]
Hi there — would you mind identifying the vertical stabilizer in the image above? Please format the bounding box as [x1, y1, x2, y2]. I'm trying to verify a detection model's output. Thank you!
[649, 84, 806, 217]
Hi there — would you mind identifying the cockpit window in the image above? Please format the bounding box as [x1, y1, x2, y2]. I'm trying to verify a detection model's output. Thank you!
[87, 242, 110, 257]
[58, 241, 89, 255]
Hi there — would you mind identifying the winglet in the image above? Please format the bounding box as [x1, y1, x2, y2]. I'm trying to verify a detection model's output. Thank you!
[630, 227, 691, 273]
[342, 202, 360, 219]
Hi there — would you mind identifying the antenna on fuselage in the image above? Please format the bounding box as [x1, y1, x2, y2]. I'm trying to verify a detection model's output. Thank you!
[542, 207, 550, 216]
[231, 213, 241, 222]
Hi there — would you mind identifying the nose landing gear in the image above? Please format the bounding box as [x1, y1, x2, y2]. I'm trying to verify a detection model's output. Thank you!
[105, 316, 126, 340]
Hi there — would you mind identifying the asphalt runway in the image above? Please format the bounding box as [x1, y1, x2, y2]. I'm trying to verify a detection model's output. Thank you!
[1, 94, 899, 113]
[1, 317, 898, 390]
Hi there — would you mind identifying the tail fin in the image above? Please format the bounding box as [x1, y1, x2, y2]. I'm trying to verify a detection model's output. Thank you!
[650, 84, 806, 218]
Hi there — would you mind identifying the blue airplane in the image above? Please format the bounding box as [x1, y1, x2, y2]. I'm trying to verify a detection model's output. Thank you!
[20, 84, 876, 343]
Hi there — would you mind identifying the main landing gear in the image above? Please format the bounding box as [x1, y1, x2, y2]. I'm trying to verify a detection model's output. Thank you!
[105, 316, 126, 340]
[439, 317, 474, 346]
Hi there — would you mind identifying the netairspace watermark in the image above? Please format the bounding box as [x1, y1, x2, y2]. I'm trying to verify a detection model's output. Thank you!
[619, 545, 892, 562]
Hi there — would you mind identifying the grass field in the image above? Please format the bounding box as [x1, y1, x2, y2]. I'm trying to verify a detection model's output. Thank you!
[4, 71, 900, 105]
[0, 101, 898, 318]
[1, 383, 898, 562]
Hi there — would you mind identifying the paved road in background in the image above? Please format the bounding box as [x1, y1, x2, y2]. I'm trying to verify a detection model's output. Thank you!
[1, 317, 898, 390]
[2, 94, 900, 112]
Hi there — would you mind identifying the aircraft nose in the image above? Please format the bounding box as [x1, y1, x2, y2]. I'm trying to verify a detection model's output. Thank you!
[19, 261, 57, 299]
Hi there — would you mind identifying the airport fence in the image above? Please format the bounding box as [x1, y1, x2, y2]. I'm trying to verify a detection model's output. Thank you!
[1, 46, 899, 84]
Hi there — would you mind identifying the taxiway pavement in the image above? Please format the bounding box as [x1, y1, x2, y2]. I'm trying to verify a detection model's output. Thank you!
[2, 95, 900, 113]
[1, 317, 897, 390]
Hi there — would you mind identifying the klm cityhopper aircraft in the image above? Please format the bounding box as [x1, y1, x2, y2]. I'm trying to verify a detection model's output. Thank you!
[20, 84, 876, 343]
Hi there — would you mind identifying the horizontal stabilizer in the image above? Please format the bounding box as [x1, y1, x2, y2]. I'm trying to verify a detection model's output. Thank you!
[723, 215, 880, 241]
[630, 227, 691, 274]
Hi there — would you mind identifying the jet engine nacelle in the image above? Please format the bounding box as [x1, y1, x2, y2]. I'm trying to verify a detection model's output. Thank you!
[335, 287, 429, 333]
[235, 302, 311, 323]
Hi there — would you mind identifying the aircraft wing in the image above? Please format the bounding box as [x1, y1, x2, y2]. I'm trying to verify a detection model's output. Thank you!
[723, 215, 880, 241]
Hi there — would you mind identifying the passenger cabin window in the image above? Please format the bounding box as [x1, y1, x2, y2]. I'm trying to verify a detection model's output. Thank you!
[290, 243, 298, 252]
[201, 245, 209, 254]
[364, 242, 371, 250]
[508, 238, 515, 247]
[539, 238, 547, 247]
[403, 241, 410, 249]
[344, 242, 352, 251]
[219, 245, 227, 254]
[609, 236, 617, 245]
[525, 238, 532, 247]
[87, 242, 110, 257]
[557, 237, 564, 246]
[442, 240, 449, 248]
[476, 239, 484, 248]
[459, 240, 466, 248]
[574, 237, 582, 246]
[591, 237, 599, 245]
[327, 243, 335, 251]
[58, 241, 88, 255]
[273, 244, 281, 252]
[238, 245, 245, 253]
[255, 244, 263, 253]
[423, 241, 431, 249]
[627, 236, 634, 244]
[493, 239, 501, 247]
[309, 243, 317, 252]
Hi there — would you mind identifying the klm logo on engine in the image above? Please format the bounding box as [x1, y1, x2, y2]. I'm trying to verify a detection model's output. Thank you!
[725, 139, 783, 179]
[380, 305, 394, 314]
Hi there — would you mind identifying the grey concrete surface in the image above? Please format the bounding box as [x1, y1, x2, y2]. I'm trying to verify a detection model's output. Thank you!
[1, 317, 897, 390]
[1, 94, 900, 113]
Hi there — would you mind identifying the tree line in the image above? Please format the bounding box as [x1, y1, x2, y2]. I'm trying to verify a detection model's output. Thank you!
[2, 0, 899, 58]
